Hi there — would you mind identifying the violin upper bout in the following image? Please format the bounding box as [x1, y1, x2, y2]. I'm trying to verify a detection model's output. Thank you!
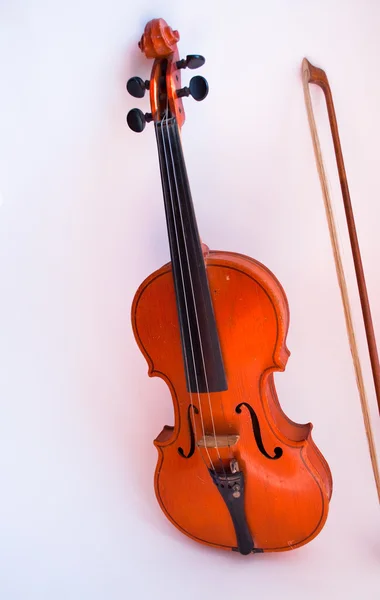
[138, 18, 180, 58]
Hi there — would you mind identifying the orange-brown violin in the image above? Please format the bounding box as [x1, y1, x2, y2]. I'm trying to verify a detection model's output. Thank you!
[129, 19, 332, 555]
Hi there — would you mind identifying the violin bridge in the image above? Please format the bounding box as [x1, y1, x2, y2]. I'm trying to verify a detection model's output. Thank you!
[197, 434, 239, 448]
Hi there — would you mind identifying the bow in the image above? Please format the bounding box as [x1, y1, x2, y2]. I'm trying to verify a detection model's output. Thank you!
[302, 57, 380, 502]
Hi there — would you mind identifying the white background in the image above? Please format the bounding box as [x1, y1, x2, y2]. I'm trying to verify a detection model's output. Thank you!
[1, 1, 380, 598]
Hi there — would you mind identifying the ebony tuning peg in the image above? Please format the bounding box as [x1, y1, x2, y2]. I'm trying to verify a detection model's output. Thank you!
[127, 108, 153, 133]
[126, 77, 150, 98]
[176, 55, 205, 70]
[176, 76, 209, 102]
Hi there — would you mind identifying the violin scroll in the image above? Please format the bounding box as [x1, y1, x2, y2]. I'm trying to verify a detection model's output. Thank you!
[138, 18, 180, 58]
[126, 18, 208, 131]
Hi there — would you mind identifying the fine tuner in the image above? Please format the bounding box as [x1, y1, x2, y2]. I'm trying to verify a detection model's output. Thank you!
[126, 52, 208, 132]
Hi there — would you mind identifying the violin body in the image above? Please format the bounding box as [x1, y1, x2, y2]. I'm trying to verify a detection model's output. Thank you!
[132, 249, 332, 552]
[128, 18, 332, 554]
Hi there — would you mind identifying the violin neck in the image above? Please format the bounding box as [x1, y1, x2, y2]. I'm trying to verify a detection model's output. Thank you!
[155, 117, 227, 394]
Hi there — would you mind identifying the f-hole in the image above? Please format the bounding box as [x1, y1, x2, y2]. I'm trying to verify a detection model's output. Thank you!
[178, 404, 199, 459]
[236, 402, 283, 460]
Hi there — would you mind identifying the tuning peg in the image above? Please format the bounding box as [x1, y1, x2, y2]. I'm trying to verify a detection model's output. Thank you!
[126, 77, 150, 98]
[176, 76, 209, 102]
[127, 108, 153, 132]
[176, 55, 205, 70]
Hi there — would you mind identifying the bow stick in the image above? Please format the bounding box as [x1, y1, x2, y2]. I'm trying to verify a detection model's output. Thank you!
[302, 57, 380, 502]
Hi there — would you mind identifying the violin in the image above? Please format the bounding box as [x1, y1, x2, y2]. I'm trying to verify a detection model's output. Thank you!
[129, 18, 332, 555]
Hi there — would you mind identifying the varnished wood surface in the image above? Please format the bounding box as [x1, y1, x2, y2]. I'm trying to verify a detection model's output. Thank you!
[138, 18, 179, 58]
[131, 250, 332, 552]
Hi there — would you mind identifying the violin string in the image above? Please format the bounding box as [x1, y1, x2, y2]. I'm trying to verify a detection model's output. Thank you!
[156, 112, 217, 472]
[164, 114, 228, 477]
[160, 114, 216, 470]
[154, 118, 204, 466]
[155, 104, 210, 469]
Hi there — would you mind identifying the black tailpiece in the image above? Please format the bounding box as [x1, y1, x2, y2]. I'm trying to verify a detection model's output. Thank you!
[209, 469, 257, 555]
